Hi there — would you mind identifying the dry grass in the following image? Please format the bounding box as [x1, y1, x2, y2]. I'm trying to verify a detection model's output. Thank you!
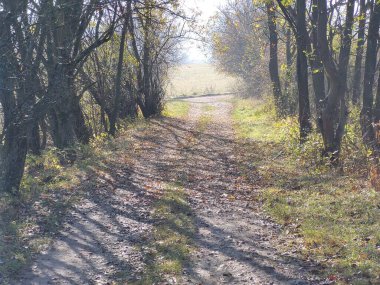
[166, 64, 238, 98]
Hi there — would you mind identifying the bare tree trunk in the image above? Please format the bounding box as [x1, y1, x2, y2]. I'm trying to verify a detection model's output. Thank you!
[283, 28, 294, 114]
[72, 97, 91, 144]
[317, 0, 355, 163]
[266, 1, 283, 116]
[40, 118, 48, 150]
[28, 121, 41, 155]
[310, 0, 326, 116]
[296, 0, 312, 141]
[110, 20, 127, 136]
[361, 1, 380, 146]
[352, 0, 367, 105]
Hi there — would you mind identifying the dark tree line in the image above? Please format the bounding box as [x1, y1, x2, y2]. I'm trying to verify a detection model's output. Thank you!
[0, 0, 189, 193]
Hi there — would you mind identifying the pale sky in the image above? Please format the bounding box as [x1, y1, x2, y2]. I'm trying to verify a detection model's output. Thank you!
[182, 0, 226, 63]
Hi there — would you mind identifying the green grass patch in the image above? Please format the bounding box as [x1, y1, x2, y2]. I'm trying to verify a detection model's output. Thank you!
[132, 183, 196, 284]
[232, 97, 380, 284]
[162, 100, 190, 118]
[232, 98, 284, 142]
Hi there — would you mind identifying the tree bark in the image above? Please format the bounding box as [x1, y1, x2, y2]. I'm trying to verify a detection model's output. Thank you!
[352, 0, 367, 105]
[361, 1, 380, 146]
[317, 0, 355, 162]
[110, 20, 127, 136]
[28, 121, 41, 155]
[296, 0, 312, 141]
[310, 0, 326, 116]
[266, 1, 283, 116]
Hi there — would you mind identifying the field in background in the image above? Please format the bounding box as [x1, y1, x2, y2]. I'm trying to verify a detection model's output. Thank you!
[166, 64, 238, 98]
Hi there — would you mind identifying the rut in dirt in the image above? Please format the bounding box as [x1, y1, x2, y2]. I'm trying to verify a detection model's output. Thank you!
[14, 95, 320, 285]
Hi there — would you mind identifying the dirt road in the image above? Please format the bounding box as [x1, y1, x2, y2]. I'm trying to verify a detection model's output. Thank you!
[15, 95, 320, 285]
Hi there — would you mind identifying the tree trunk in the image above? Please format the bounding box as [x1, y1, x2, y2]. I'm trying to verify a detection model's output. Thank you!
[310, 0, 326, 116]
[40, 118, 48, 150]
[0, 61, 28, 194]
[72, 97, 91, 144]
[266, 1, 283, 116]
[317, 0, 355, 163]
[361, 1, 380, 146]
[1, 123, 28, 194]
[28, 121, 41, 155]
[47, 64, 91, 148]
[352, 0, 367, 105]
[110, 21, 127, 136]
[296, 0, 312, 142]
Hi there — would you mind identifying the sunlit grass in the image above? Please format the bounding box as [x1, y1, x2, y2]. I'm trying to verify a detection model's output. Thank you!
[232, 97, 380, 284]
[232, 98, 282, 142]
[162, 100, 190, 118]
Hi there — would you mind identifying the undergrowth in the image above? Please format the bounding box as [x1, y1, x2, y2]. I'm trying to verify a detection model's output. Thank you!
[232, 97, 380, 285]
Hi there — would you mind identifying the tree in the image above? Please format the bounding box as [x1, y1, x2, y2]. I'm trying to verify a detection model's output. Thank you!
[316, 0, 355, 162]
[352, 0, 367, 105]
[360, 0, 380, 147]
[0, 0, 47, 193]
[110, 12, 128, 136]
[128, 0, 187, 118]
[266, 0, 284, 116]
[295, 0, 312, 141]
[44, 0, 115, 148]
[276, 0, 312, 140]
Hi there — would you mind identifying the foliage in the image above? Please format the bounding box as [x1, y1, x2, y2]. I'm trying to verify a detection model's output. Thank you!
[209, 0, 270, 96]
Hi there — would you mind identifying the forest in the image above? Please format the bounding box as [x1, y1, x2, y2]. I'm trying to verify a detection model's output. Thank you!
[0, 0, 379, 284]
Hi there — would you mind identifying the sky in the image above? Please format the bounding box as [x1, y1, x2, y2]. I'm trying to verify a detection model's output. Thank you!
[181, 0, 225, 64]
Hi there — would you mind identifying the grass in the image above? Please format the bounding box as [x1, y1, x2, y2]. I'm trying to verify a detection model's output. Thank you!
[232, 98, 282, 143]
[166, 63, 238, 98]
[131, 183, 196, 285]
[232, 97, 380, 285]
[162, 100, 190, 118]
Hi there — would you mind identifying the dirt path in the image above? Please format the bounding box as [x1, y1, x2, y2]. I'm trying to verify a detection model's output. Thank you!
[14, 95, 321, 285]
